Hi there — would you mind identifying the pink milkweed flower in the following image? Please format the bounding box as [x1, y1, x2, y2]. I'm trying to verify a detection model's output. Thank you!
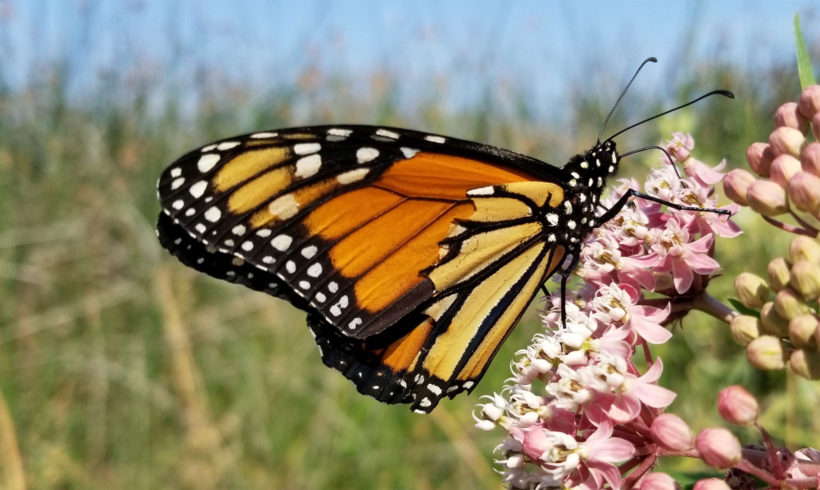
[590, 283, 672, 344]
[566, 422, 636, 489]
[584, 357, 677, 425]
[578, 235, 658, 291]
[683, 157, 728, 186]
[645, 217, 721, 293]
[665, 132, 694, 162]
[689, 203, 742, 239]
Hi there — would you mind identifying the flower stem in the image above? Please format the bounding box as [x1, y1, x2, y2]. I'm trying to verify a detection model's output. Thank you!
[690, 292, 737, 324]
[762, 214, 816, 236]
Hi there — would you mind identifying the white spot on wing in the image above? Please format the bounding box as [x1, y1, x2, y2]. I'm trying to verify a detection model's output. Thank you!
[400, 147, 419, 158]
[375, 128, 399, 139]
[307, 263, 322, 277]
[467, 186, 494, 196]
[172, 199, 184, 210]
[424, 135, 446, 144]
[204, 206, 221, 222]
[170, 168, 182, 178]
[217, 141, 240, 150]
[270, 234, 293, 251]
[356, 147, 379, 163]
[293, 142, 321, 155]
[294, 154, 322, 178]
[337, 168, 370, 185]
[301, 245, 318, 259]
[232, 224, 246, 235]
[171, 177, 185, 190]
[268, 194, 299, 219]
[189, 180, 207, 198]
[250, 132, 277, 139]
[327, 128, 352, 137]
[197, 154, 220, 173]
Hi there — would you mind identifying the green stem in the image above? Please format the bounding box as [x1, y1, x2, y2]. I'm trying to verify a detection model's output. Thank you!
[690, 292, 737, 324]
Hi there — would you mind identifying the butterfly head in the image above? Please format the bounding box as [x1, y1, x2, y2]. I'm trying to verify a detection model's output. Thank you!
[562, 139, 620, 195]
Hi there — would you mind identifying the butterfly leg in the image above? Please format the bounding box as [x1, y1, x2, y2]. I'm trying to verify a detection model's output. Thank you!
[557, 254, 581, 329]
[595, 188, 731, 225]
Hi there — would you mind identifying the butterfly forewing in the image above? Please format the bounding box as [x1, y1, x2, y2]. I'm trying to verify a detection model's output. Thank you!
[157, 125, 591, 412]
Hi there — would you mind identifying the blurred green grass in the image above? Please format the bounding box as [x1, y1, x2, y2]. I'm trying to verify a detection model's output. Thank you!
[1, 41, 819, 490]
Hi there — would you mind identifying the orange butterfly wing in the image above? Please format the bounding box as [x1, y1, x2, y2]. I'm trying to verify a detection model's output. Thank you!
[157, 126, 571, 412]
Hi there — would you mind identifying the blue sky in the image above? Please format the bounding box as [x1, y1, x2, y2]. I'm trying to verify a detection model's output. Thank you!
[1, 1, 817, 117]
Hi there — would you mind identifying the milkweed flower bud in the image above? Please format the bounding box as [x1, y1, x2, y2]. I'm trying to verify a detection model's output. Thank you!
[769, 154, 802, 188]
[774, 101, 810, 132]
[789, 348, 820, 379]
[733, 272, 769, 308]
[638, 472, 680, 490]
[746, 142, 774, 177]
[767, 257, 791, 291]
[801, 142, 820, 176]
[730, 315, 761, 346]
[773, 288, 810, 320]
[695, 428, 742, 469]
[746, 180, 788, 216]
[789, 313, 819, 348]
[722, 169, 756, 206]
[693, 478, 732, 490]
[747, 335, 786, 370]
[798, 84, 820, 119]
[769, 127, 805, 157]
[760, 301, 788, 336]
[650, 413, 694, 451]
[813, 112, 820, 141]
[788, 172, 820, 214]
[789, 260, 820, 299]
[717, 385, 759, 426]
[789, 236, 820, 265]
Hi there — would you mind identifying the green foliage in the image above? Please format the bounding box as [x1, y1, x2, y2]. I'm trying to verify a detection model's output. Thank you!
[795, 14, 817, 88]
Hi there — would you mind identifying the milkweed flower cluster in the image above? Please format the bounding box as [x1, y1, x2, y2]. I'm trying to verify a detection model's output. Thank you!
[475, 134, 740, 489]
[476, 133, 820, 488]
[724, 85, 820, 224]
[722, 85, 820, 380]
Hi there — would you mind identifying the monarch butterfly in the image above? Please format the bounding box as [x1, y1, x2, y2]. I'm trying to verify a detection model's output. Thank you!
[156, 58, 733, 413]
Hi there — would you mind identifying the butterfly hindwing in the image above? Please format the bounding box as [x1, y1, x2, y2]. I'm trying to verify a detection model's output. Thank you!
[157, 125, 578, 411]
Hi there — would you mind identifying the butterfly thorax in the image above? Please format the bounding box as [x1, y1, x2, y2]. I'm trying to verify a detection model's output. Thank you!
[547, 139, 620, 249]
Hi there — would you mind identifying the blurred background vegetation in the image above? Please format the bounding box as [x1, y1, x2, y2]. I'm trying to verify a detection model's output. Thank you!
[1, 2, 819, 489]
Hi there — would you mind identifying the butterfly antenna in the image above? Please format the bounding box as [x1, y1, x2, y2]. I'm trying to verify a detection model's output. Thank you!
[597, 57, 658, 144]
[606, 89, 735, 142]
[620, 145, 682, 178]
